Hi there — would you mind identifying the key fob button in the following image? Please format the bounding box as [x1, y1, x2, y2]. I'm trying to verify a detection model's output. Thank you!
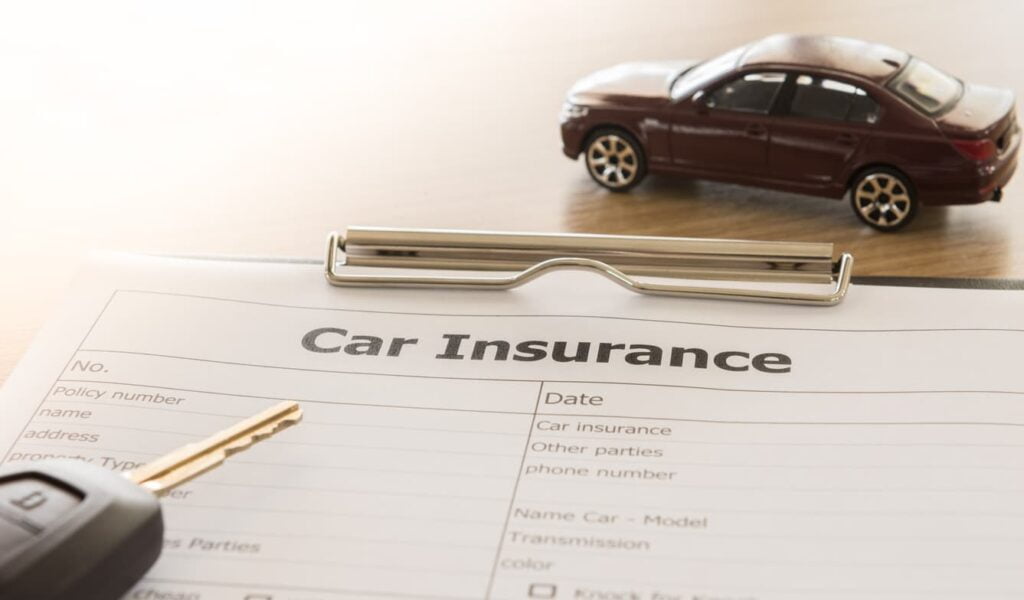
[0, 475, 83, 531]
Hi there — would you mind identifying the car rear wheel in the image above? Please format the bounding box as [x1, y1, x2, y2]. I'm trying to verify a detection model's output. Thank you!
[849, 168, 918, 231]
[584, 129, 646, 192]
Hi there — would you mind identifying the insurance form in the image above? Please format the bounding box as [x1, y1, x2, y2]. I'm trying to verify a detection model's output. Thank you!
[1, 254, 1022, 600]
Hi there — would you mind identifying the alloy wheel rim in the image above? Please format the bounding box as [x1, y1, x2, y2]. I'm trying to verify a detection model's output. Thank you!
[587, 134, 637, 187]
[854, 173, 912, 227]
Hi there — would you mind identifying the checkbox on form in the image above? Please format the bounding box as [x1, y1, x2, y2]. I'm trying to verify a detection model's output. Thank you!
[528, 582, 557, 598]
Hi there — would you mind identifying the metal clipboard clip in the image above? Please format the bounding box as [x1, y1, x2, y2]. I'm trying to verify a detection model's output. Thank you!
[325, 226, 854, 306]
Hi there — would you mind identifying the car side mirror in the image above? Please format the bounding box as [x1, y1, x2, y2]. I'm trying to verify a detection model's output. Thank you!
[692, 90, 711, 115]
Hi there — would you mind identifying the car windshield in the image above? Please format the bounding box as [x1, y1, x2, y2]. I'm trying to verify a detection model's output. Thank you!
[669, 45, 747, 101]
[887, 58, 962, 115]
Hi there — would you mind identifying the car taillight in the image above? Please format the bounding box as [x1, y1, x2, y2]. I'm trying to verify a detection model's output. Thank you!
[951, 138, 997, 161]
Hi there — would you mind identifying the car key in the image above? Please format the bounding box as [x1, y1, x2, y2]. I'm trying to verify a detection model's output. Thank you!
[0, 400, 302, 600]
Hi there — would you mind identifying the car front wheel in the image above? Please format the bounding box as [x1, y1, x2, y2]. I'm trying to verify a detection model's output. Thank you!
[849, 168, 918, 231]
[584, 129, 646, 192]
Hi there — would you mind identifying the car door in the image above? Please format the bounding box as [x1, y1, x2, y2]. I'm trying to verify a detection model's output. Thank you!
[769, 74, 880, 189]
[671, 71, 786, 178]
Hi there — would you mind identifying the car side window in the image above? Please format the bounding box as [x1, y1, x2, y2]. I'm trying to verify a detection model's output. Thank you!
[706, 72, 786, 114]
[790, 74, 880, 124]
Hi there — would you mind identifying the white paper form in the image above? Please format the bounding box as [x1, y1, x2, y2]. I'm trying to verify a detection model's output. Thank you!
[1, 254, 1023, 600]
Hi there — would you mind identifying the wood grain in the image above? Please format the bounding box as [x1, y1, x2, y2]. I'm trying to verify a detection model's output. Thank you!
[1, 0, 1021, 385]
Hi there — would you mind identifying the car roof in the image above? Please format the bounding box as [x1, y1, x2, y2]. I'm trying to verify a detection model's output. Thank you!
[738, 34, 909, 84]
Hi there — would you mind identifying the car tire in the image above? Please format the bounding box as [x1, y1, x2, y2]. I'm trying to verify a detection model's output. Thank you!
[849, 167, 919, 232]
[583, 128, 647, 192]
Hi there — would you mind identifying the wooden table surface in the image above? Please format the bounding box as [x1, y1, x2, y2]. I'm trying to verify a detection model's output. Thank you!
[2, 0, 1022, 384]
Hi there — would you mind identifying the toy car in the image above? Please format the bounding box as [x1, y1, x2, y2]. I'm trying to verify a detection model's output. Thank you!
[560, 34, 1019, 231]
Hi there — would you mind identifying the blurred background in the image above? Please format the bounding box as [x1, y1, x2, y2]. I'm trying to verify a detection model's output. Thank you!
[1, 0, 1021, 380]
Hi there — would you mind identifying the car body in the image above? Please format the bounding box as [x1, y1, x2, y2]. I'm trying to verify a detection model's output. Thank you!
[560, 34, 1019, 230]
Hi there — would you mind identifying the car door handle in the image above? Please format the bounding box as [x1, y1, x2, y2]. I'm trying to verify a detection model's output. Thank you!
[836, 133, 858, 146]
[746, 123, 766, 137]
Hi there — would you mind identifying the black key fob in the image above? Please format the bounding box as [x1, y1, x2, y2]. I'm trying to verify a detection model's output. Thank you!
[0, 460, 163, 600]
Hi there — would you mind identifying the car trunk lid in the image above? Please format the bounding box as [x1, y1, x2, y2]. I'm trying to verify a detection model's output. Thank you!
[937, 84, 1017, 147]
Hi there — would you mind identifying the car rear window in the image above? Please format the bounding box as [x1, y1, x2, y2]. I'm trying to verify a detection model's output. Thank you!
[706, 72, 786, 114]
[886, 58, 962, 116]
[790, 75, 879, 123]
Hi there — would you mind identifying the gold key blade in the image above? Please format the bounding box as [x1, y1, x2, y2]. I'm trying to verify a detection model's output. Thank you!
[127, 401, 302, 496]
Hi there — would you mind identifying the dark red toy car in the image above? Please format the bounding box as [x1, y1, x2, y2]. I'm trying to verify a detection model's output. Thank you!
[560, 34, 1019, 230]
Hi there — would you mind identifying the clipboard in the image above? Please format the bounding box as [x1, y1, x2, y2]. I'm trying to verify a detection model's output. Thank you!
[324, 227, 855, 306]
[2, 238, 1022, 599]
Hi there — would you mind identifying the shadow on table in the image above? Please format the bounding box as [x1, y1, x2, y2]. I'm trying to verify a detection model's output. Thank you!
[561, 174, 1011, 277]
